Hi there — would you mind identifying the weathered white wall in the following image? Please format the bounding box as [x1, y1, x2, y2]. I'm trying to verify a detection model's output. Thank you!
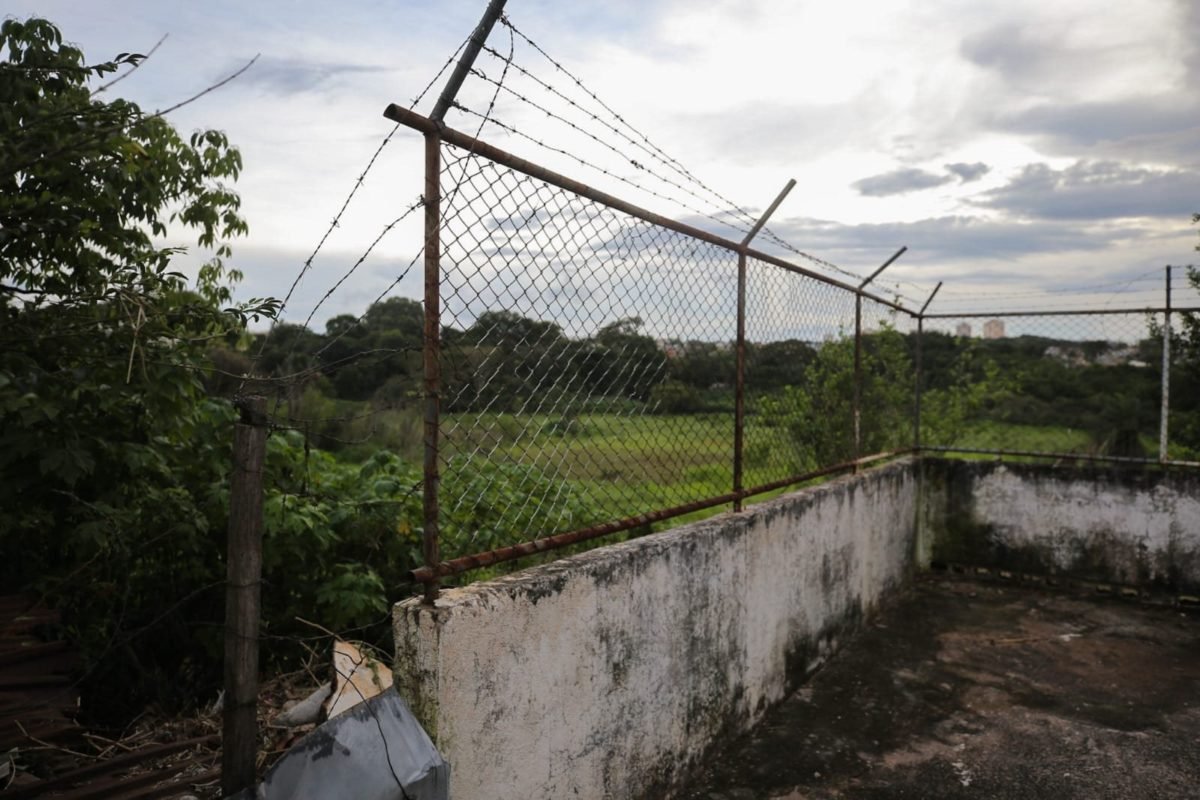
[394, 459, 919, 800]
[924, 459, 1200, 588]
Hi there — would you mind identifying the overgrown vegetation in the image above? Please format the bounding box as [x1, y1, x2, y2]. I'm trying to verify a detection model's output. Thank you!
[3, 16, 1197, 725]
[0, 18, 284, 718]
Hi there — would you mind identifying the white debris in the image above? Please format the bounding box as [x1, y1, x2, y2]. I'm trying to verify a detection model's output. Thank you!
[951, 760, 974, 787]
[323, 640, 394, 720]
[273, 685, 333, 728]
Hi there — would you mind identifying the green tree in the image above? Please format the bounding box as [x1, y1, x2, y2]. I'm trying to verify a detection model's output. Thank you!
[589, 316, 667, 401]
[0, 18, 276, 715]
[757, 325, 912, 471]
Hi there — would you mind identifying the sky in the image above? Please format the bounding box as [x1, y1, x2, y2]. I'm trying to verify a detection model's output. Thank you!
[13, 0, 1200, 329]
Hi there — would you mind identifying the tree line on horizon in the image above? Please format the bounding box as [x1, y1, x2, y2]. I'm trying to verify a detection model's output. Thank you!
[228, 295, 1196, 462]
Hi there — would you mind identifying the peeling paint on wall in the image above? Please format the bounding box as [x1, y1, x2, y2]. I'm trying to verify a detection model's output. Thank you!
[922, 459, 1200, 590]
[393, 460, 919, 800]
[389, 458, 1200, 800]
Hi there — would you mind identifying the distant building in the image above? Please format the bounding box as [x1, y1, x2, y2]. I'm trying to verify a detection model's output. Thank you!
[955, 322, 972, 337]
[1095, 345, 1139, 367]
[1044, 345, 1087, 367]
[655, 338, 685, 359]
[983, 319, 1005, 339]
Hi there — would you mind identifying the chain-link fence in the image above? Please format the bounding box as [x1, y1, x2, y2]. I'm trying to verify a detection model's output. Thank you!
[437, 142, 740, 561]
[379, 103, 1199, 598]
[918, 311, 1174, 463]
[387, 105, 924, 595]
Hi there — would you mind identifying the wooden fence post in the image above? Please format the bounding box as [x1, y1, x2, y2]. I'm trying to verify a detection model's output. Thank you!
[222, 396, 267, 797]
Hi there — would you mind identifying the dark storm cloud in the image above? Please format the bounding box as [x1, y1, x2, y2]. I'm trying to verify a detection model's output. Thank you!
[852, 168, 953, 197]
[975, 161, 1199, 220]
[945, 162, 990, 183]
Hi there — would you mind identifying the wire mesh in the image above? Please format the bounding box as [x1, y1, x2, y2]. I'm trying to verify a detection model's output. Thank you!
[1168, 306, 1200, 463]
[743, 258, 858, 487]
[437, 143, 740, 560]
[860, 296, 917, 457]
[918, 312, 1168, 461]
[397, 10, 1200, 584]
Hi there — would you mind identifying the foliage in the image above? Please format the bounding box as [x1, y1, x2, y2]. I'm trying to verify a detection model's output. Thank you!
[0, 18, 276, 717]
[440, 455, 605, 562]
[260, 437, 420, 635]
[920, 338, 1017, 445]
[918, 329, 1163, 454]
[757, 325, 912, 471]
[650, 379, 704, 414]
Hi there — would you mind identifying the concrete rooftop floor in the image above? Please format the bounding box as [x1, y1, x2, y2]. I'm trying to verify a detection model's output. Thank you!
[680, 576, 1200, 800]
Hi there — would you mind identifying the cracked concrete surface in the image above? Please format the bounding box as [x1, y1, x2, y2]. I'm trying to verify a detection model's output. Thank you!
[680, 576, 1200, 799]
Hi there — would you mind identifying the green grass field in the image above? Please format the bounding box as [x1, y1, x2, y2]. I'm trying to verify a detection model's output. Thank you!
[347, 405, 1182, 567]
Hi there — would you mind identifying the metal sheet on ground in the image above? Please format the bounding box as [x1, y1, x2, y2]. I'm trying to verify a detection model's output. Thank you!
[230, 687, 448, 800]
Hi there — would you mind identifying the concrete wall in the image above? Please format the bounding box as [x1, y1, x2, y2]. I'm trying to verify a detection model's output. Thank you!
[921, 459, 1200, 589]
[394, 459, 920, 800]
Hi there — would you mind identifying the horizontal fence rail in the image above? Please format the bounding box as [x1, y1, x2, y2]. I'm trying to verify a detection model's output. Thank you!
[381, 104, 1200, 599]
[384, 104, 909, 313]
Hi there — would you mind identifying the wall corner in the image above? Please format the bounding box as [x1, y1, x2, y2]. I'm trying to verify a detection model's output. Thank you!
[393, 597, 444, 744]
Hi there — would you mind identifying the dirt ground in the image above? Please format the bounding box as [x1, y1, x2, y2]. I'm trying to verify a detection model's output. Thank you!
[679, 575, 1200, 800]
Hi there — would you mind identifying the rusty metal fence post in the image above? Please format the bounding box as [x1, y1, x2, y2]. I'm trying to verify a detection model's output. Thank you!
[1160, 265, 1172, 463]
[420, 134, 442, 605]
[914, 313, 923, 450]
[734, 250, 747, 511]
[734, 179, 795, 511]
[914, 282, 943, 450]
[853, 292, 862, 464]
[416, 0, 507, 603]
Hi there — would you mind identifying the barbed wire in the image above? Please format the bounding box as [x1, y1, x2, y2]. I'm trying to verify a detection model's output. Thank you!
[497, 18, 757, 227]
[244, 29, 484, 414]
[493, 14, 880, 291]
[248, 32, 471, 384]
[447, 101, 776, 240]
[473, 43, 754, 236]
[294, 196, 425, 341]
[464, 61, 759, 238]
[262, 15, 516, 406]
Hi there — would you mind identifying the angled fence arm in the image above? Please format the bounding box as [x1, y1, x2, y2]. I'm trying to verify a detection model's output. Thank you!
[430, 0, 508, 124]
[1160, 265, 1172, 463]
[735, 179, 796, 510]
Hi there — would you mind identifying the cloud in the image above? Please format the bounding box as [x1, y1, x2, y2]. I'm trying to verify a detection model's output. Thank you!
[235, 56, 393, 95]
[999, 97, 1200, 145]
[945, 162, 990, 182]
[767, 214, 1140, 263]
[957, 10, 1199, 164]
[959, 22, 1054, 82]
[192, 244, 426, 330]
[976, 161, 1200, 220]
[852, 168, 952, 197]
